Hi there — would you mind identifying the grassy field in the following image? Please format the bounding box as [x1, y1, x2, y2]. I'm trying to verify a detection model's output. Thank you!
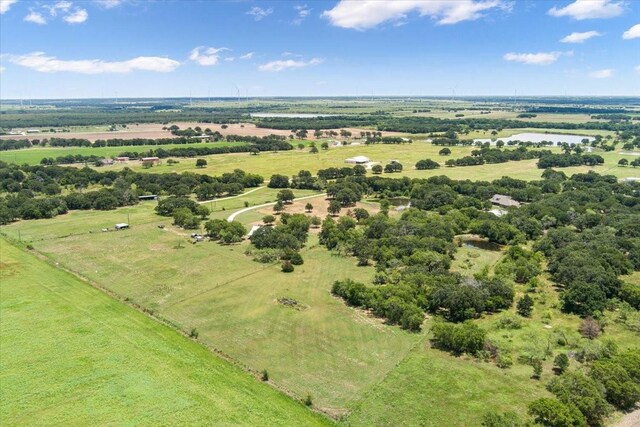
[0, 205, 419, 414]
[50, 141, 639, 182]
[2, 188, 638, 425]
[0, 239, 332, 426]
[0, 141, 246, 165]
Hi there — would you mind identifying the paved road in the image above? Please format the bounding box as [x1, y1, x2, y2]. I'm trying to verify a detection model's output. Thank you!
[197, 186, 266, 205]
[227, 193, 326, 222]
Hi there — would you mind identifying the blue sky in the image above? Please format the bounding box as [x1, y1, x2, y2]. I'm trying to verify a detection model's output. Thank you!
[0, 0, 638, 99]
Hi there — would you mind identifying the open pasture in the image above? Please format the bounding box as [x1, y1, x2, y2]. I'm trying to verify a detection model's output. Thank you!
[84, 141, 639, 182]
[0, 240, 331, 426]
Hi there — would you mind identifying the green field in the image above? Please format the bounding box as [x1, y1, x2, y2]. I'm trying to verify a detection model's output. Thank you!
[0, 239, 331, 426]
[38, 141, 637, 182]
[2, 182, 638, 425]
[0, 141, 246, 165]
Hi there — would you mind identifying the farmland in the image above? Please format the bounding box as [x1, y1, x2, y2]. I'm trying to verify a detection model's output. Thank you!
[1, 96, 639, 426]
[0, 239, 331, 426]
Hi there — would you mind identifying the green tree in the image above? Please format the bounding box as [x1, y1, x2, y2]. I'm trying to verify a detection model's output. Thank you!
[328, 200, 342, 216]
[517, 294, 534, 317]
[439, 147, 452, 156]
[553, 353, 570, 374]
[528, 398, 587, 427]
[277, 189, 295, 204]
[371, 164, 383, 174]
[547, 371, 609, 427]
[262, 215, 276, 225]
[195, 158, 207, 168]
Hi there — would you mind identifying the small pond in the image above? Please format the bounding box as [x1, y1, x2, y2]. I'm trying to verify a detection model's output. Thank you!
[460, 238, 502, 251]
[474, 132, 594, 146]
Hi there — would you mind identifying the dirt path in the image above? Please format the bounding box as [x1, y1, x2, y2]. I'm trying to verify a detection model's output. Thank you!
[227, 193, 326, 222]
[614, 409, 640, 427]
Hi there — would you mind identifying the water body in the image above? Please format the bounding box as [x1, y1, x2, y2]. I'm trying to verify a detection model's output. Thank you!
[251, 113, 336, 118]
[474, 132, 594, 146]
[461, 238, 502, 251]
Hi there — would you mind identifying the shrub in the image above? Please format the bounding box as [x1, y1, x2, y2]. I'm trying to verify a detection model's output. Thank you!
[281, 260, 294, 273]
[261, 369, 269, 381]
[431, 321, 486, 355]
[553, 353, 569, 374]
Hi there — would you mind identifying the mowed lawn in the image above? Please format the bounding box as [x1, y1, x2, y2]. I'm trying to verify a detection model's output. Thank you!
[1, 206, 419, 413]
[0, 240, 332, 426]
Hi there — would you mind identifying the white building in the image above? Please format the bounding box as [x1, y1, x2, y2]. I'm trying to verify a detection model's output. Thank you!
[345, 156, 371, 164]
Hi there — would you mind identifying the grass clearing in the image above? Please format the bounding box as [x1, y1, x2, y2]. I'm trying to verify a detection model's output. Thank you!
[0, 239, 331, 426]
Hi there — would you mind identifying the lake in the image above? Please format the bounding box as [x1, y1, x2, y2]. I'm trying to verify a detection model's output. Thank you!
[474, 132, 594, 146]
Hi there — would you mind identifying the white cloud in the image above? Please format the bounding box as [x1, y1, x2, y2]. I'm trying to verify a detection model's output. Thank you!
[293, 4, 311, 24]
[63, 8, 87, 23]
[24, 10, 47, 24]
[189, 47, 229, 66]
[560, 30, 602, 43]
[322, 0, 507, 30]
[0, 66, 5, 73]
[589, 68, 614, 78]
[548, 0, 623, 20]
[44, 1, 72, 16]
[0, 0, 18, 14]
[259, 57, 323, 72]
[247, 6, 273, 21]
[239, 52, 254, 60]
[503, 51, 564, 65]
[623, 24, 640, 39]
[635, 65, 640, 74]
[9, 52, 180, 73]
[95, 0, 124, 8]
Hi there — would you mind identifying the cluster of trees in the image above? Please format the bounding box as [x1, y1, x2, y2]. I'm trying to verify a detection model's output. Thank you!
[415, 159, 440, 170]
[316, 170, 639, 333]
[204, 219, 246, 243]
[526, 350, 640, 427]
[0, 162, 263, 223]
[441, 147, 548, 168]
[249, 213, 311, 270]
[537, 153, 605, 169]
[364, 136, 411, 145]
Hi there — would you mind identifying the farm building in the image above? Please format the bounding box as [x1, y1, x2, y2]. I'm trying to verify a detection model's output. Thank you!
[138, 195, 158, 201]
[490, 194, 521, 208]
[115, 156, 130, 163]
[141, 157, 161, 164]
[115, 223, 129, 230]
[100, 158, 114, 166]
[345, 156, 370, 164]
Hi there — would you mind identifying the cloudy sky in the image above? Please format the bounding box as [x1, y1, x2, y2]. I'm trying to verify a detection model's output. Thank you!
[0, 0, 638, 99]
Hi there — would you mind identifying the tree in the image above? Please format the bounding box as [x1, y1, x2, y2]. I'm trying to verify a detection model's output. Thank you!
[305, 202, 313, 213]
[439, 147, 452, 156]
[195, 158, 207, 168]
[481, 411, 527, 427]
[262, 215, 276, 226]
[528, 398, 587, 427]
[590, 359, 640, 410]
[277, 189, 295, 204]
[310, 215, 322, 228]
[310, 146, 319, 154]
[532, 358, 543, 379]
[281, 260, 294, 273]
[273, 200, 285, 214]
[353, 208, 369, 222]
[328, 200, 342, 216]
[321, 142, 329, 150]
[268, 174, 289, 188]
[517, 294, 534, 317]
[618, 158, 628, 167]
[579, 316, 601, 340]
[261, 369, 269, 381]
[554, 353, 570, 374]
[547, 371, 609, 427]
[371, 164, 383, 174]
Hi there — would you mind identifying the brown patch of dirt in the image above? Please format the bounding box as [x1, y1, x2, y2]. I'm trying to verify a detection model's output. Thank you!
[257, 195, 380, 220]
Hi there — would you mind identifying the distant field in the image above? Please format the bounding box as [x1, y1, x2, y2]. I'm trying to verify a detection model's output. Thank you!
[0, 240, 331, 426]
[78, 141, 639, 181]
[0, 141, 246, 165]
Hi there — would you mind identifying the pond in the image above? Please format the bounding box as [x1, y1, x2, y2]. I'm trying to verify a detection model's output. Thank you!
[460, 238, 502, 251]
[474, 132, 594, 146]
